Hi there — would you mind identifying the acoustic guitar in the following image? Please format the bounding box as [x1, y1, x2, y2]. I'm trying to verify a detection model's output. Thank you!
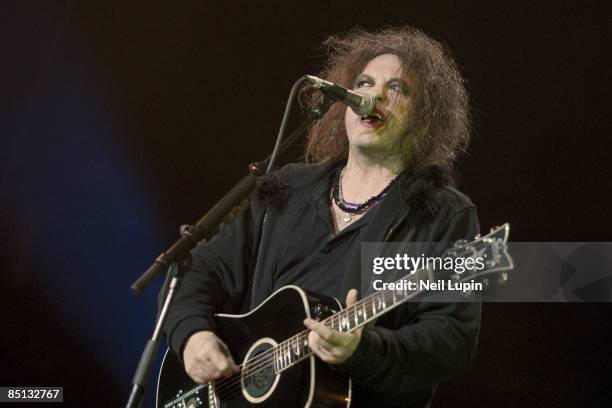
[156, 224, 512, 408]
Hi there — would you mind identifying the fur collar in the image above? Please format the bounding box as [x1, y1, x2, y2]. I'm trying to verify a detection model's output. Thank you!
[398, 165, 456, 223]
[254, 172, 292, 210]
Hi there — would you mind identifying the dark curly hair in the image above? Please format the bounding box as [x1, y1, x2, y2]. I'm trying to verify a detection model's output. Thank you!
[303, 26, 470, 173]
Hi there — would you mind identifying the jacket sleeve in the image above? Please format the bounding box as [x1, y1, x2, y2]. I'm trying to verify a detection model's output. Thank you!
[162, 200, 265, 362]
[338, 206, 481, 392]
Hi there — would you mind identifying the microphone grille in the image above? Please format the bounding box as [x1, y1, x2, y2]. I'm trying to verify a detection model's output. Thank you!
[355, 92, 374, 117]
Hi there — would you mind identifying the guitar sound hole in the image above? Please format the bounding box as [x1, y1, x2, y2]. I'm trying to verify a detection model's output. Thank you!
[243, 342, 275, 398]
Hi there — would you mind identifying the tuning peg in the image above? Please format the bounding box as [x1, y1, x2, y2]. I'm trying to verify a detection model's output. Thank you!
[454, 239, 468, 248]
[490, 225, 499, 232]
[482, 278, 489, 287]
[497, 272, 509, 284]
[475, 233, 481, 239]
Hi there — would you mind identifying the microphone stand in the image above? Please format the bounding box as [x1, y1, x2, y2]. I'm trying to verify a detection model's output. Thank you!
[125, 94, 333, 408]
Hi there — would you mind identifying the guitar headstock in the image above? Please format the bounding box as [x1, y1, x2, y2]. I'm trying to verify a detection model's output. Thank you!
[444, 223, 513, 285]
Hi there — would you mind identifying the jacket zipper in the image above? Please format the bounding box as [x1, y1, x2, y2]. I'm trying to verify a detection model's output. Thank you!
[250, 210, 269, 310]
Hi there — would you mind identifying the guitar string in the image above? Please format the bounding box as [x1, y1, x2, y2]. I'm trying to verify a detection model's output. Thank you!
[211, 263, 442, 400]
[214, 338, 308, 400]
[212, 289, 408, 400]
[214, 267, 431, 396]
[215, 288, 406, 397]
[214, 326, 341, 399]
[216, 259, 480, 399]
[211, 291, 404, 399]
[212, 295, 382, 398]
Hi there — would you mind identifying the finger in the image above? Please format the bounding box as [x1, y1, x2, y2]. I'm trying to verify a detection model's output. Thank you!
[217, 341, 241, 374]
[304, 318, 355, 348]
[304, 318, 342, 344]
[313, 333, 337, 353]
[206, 345, 237, 378]
[186, 365, 205, 384]
[307, 331, 323, 356]
[186, 361, 216, 384]
[311, 330, 347, 361]
[317, 344, 339, 361]
[345, 288, 359, 307]
[308, 331, 340, 364]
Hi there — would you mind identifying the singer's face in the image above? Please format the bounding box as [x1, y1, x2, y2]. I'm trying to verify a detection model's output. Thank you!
[344, 54, 412, 158]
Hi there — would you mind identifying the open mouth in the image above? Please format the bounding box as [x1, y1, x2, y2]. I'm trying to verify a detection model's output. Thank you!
[360, 108, 385, 128]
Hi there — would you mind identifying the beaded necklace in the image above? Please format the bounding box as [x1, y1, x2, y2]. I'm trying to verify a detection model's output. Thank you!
[331, 167, 400, 223]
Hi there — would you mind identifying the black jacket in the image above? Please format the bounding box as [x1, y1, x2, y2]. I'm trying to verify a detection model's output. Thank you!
[164, 162, 481, 407]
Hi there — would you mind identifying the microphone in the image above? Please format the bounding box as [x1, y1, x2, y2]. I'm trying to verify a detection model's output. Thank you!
[305, 75, 374, 117]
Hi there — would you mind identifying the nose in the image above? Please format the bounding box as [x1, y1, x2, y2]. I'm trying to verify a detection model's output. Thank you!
[369, 83, 387, 103]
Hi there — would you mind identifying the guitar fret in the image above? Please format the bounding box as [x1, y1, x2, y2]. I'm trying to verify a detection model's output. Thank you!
[284, 343, 289, 367]
[290, 337, 295, 361]
[284, 340, 290, 367]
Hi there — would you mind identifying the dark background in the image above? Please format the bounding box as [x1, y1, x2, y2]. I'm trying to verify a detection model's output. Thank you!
[1, 1, 610, 406]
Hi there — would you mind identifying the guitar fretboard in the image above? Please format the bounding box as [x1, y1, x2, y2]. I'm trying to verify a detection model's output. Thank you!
[272, 267, 438, 373]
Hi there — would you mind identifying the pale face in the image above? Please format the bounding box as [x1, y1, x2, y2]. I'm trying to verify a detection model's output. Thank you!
[344, 54, 413, 160]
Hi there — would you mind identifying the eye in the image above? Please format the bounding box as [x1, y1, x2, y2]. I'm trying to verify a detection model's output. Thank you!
[388, 81, 405, 93]
[355, 78, 373, 89]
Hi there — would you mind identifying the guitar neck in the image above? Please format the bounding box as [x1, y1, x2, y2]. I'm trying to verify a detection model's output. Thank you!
[274, 268, 435, 373]
[324, 267, 435, 333]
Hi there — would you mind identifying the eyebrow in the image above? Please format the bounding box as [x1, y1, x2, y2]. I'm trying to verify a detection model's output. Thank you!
[355, 74, 407, 84]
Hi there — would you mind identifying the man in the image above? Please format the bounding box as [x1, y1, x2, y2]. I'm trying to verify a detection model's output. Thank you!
[164, 26, 479, 407]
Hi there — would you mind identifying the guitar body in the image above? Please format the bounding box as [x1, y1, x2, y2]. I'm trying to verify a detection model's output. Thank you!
[157, 286, 351, 408]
